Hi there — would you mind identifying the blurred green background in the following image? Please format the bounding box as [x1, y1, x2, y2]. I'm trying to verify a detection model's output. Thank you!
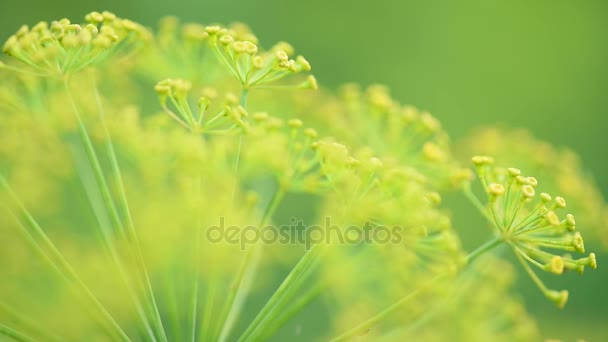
[1, 0, 607, 340]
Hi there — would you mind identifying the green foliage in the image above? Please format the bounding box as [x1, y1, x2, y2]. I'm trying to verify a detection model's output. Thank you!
[0, 11, 603, 341]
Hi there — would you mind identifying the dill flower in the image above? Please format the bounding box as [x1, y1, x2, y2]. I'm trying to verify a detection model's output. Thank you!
[459, 127, 608, 247]
[1, 11, 150, 77]
[154, 78, 248, 134]
[464, 156, 598, 308]
[205, 26, 315, 89]
[247, 82, 466, 189]
[0, 10, 603, 342]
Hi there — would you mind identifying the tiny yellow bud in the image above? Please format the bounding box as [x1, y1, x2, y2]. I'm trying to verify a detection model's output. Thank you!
[304, 128, 318, 139]
[451, 168, 474, 186]
[275, 50, 289, 61]
[253, 56, 264, 69]
[545, 256, 564, 275]
[526, 177, 538, 187]
[565, 214, 576, 231]
[32, 21, 48, 33]
[85, 11, 104, 24]
[296, 55, 311, 71]
[420, 112, 440, 132]
[219, 34, 234, 46]
[544, 211, 560, 226]
[122, 19, 138, 31]
[173, 79, 192, 98]
[472, 155, 493, 166]
[299, 75, 318, 90]
[546, 289, 568, 309]
[61, 35, 79, 48]
[507, 168, 521, 177]
[92, 35, 113, 49]
[102, 11, 117, 22]
[225, 92, 239, 105]
[272, 41, 294, 55]
[288, 119, 303, 128]
[521, 185, 535, 199]
[515, 175, 527, 185]
[540, 193, 552, 203]
[572, 232, 585, 253]
[422, 142, 444, 161]
[85, 24, 99, 35]
[554, 196, 567, 208]
[2, 35, 17, 54]
[231, 41, 247, 54]
[243, 41, 258, 55]
[205, 25, 221, 34]
[252, 112, 269, 121]
[589, 253, 597, 269]
[16, 25, 29, 38]
[488, 183, 505, 196]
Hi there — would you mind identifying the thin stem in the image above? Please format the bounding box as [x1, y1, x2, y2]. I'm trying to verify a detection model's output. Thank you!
[465, 236, 503, 265]
[257, 283, 325, 341]
[71, 138, 157, 341]
[189, 176, 203, 342]
[199, 279, 218, 342]
[239, 247, 323, 341]
[213, 87, 254, 341]
[65, 78, 161, 341]
[513, 245, 548, 292]
[0, 304, 63, 342]
[328, 285, 427, 342]
[462, 184, 494, 226]
[0, 175, 130, 341]
[230, 88, 249, 202]
[212, 246, 256, 341]
[215, 185, 286, 341]
[91, 81, 168, 342]
[0, 323, 35, 342]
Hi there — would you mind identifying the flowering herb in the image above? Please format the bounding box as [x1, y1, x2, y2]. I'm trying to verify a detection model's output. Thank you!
[0, 11, 601, 342]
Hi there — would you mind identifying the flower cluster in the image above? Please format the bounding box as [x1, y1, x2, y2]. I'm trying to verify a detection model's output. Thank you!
[154, 78, 248, 134]
[205, 25, 316, 89]
[467, 156, 597, 307]
[1, 11, 149, 76]
[459, 127, 608, 247]
[248, 82, 467, 189]
[0, 10, 603, 342]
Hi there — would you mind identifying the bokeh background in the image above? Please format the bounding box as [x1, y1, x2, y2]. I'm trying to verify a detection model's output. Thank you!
[1, 0, 606, 340]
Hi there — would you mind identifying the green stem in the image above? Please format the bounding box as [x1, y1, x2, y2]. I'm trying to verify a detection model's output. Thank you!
[462, 184, 494, 226]
[465, 236, 503, 265]
[72, 137, 157, 341]
[238, 246, 323, 342]
[199, 279, 218, 342]
[165, 273, 182, 342]
[215, 185, 286, 341]
[0, 323, 35, 342]
[91, 82, 168, 342]
[0, 304, 63, 342]
[257, 280, 325, 341]
[212, 247, 257, 340]
[0, 175, 130, 341]
[189, 177, 203, 342]
[230, 87, 249, 202]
